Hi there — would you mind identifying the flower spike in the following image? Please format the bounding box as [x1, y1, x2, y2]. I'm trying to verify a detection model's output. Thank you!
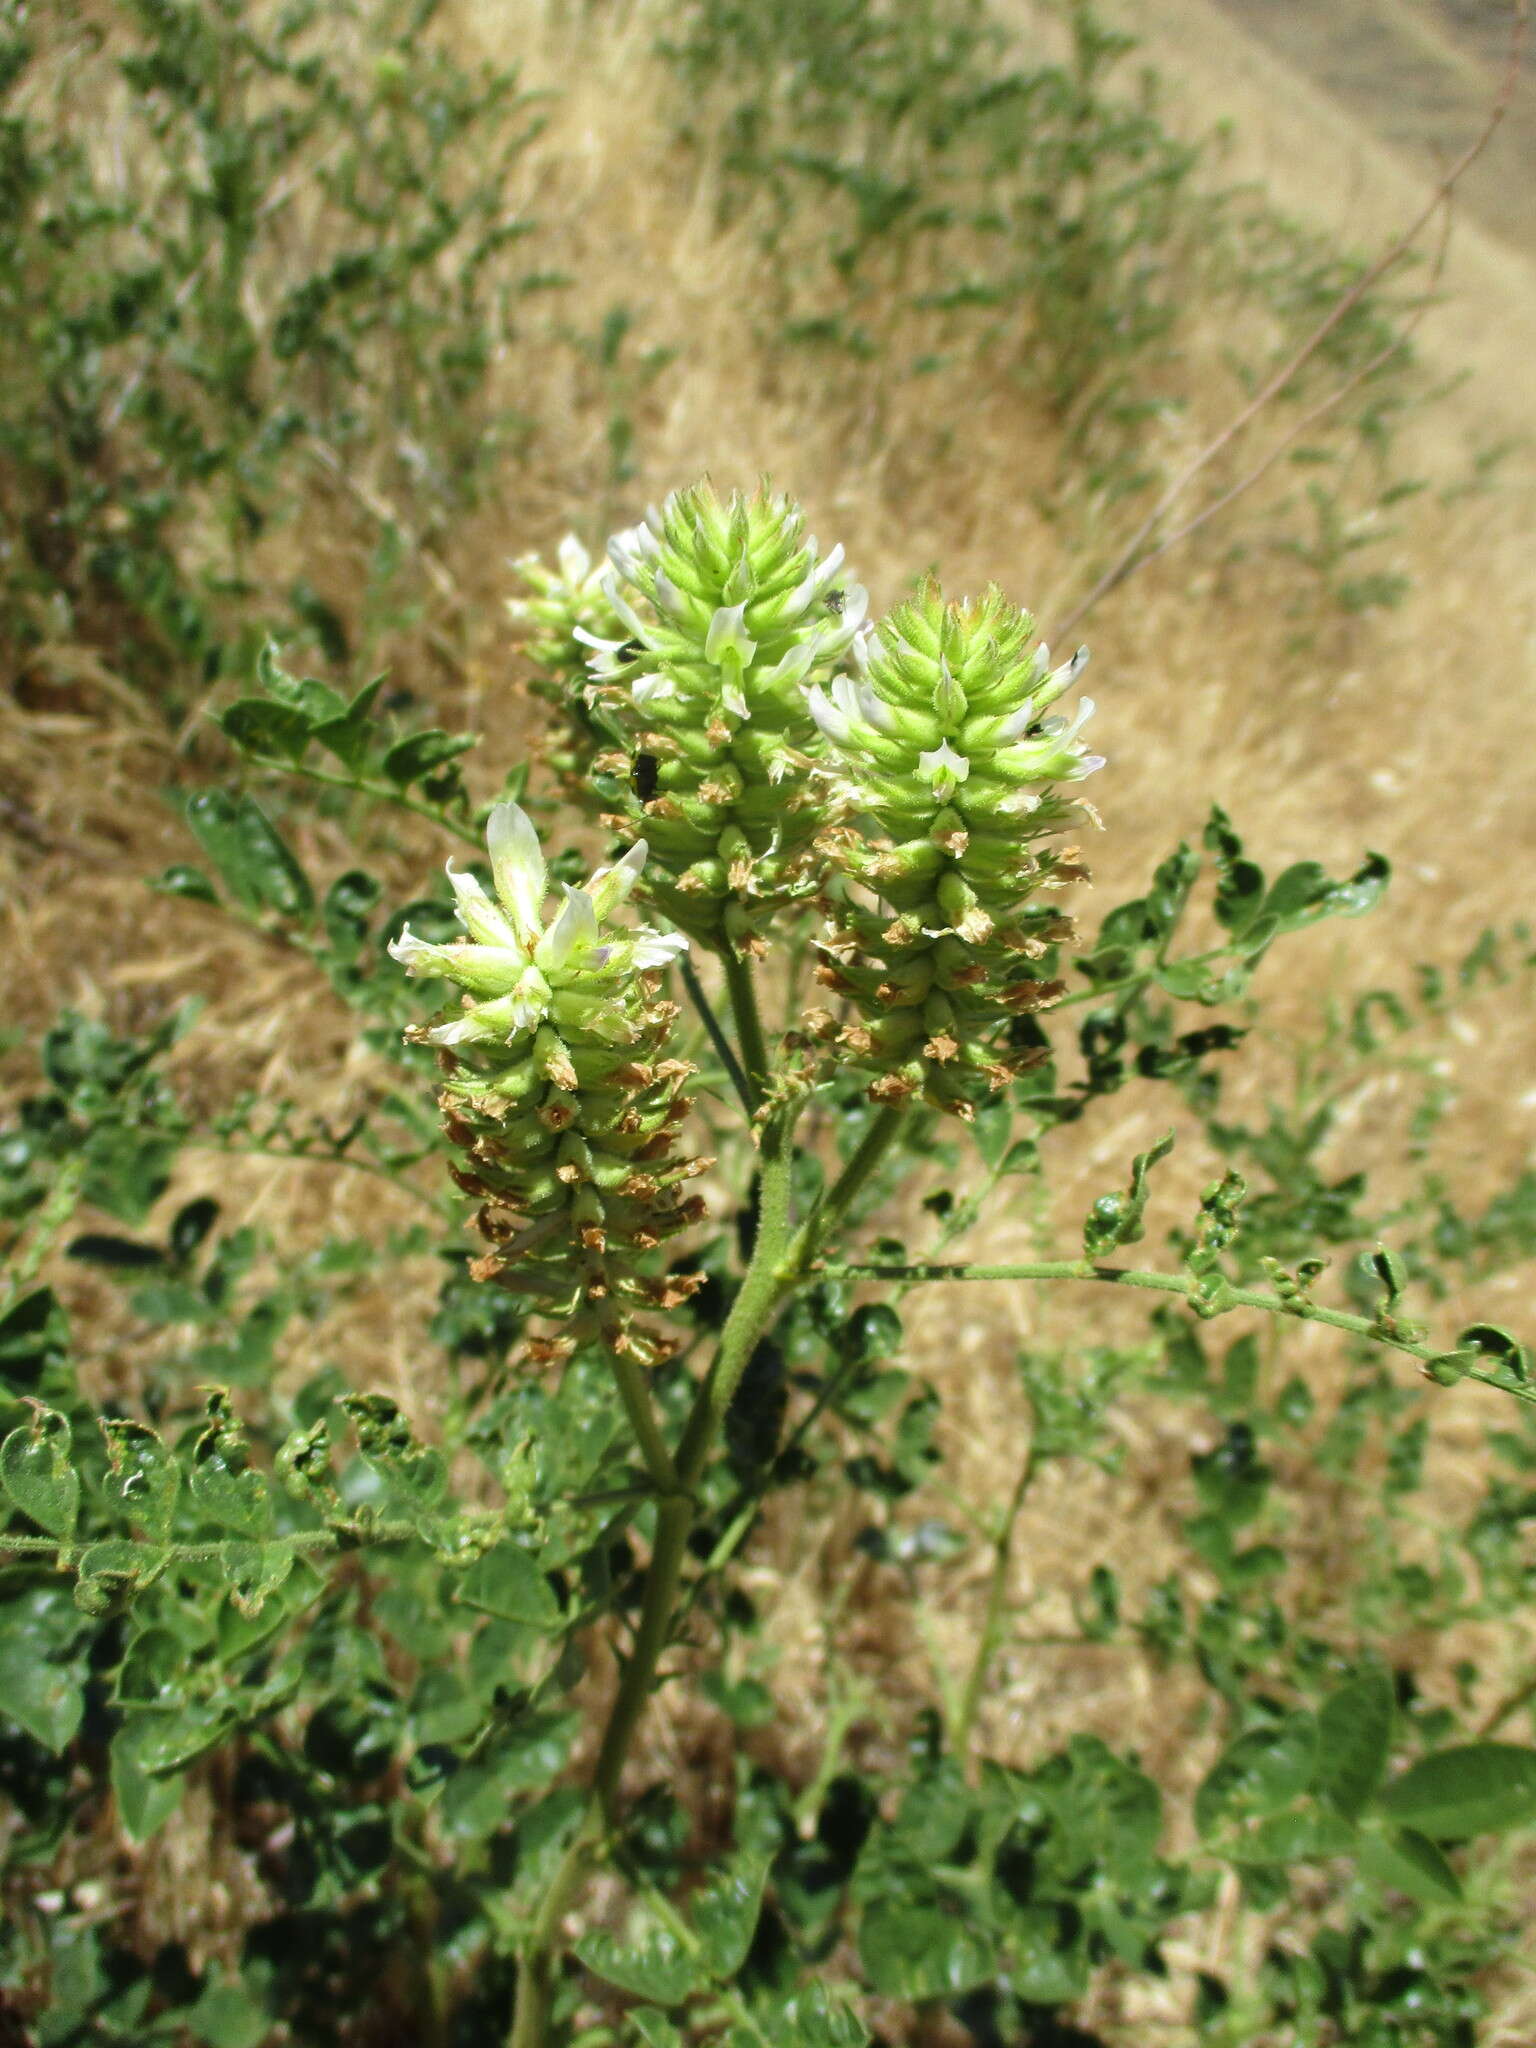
[391, 806, 703, 1353]
[579, 481, 866, 953]
[812, 584, 1100, 1116]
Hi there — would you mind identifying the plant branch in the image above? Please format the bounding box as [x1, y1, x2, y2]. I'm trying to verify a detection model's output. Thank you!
[267, 755, 484, 844]
[0, 1519, 421, 1568]
[506, 1061, 910, 2047]
[954, 1442, 1037, 1760]
[719, 946, 770, 1112]
[1478, 1669, 1536, 1740]
[185, 1136, 452, 1216]
[605, 1344, 682, 1496]
[822, 1256, 1534, 1403]
[679, 954, 754, 1115]
[2, 1153, 87, 1308]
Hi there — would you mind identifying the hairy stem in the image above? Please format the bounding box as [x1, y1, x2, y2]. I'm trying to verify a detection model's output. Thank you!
[1479, 1669, 1536, 1741]
[276, 754, 484, 844]
[2, 1152, 86, 1305]
[954, 1444, 1036, 1760]
[822, 1257, 1533, 1404]
[0, 1520, 421, 1567]
[719, 945, 770, 1111]
[791, 1104, 908, 1265]
[507, 971, 909, 2046]
[508, 1493, 695, 2048]
[605, 1344, 682, 1496]
[185, 1138, 452, 1216]
[679, 955, 754, 1115]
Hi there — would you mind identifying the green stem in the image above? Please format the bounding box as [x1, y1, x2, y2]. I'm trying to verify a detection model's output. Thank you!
[679, 955, 754, 1115]
[185, 1138, 451, 1216]
[677, 1112, 799, 1484]
[696, 1128, 988, 1588]
[253, 753, 484, 845]
[719, 946, 769, 1111]
[606, 1345, 681, 1496]
[791, 1104, 908, 1264]
[2, 1153, 86, 1306]
[506, 1494, 698, 2048]
[0, 1520, 421, 1567]
[954, 1445, 1036, 1759]
[591, 1496, 695, 1813]
[507, 979, 910, 2046]
[1479, 1668, 1536, 1740]
[822, 1257, 1534, 1403]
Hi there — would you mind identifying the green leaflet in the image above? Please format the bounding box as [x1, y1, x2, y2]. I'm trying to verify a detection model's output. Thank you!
[1376, 1743, 1536, 1840]
[0, 1405, 79, 1538]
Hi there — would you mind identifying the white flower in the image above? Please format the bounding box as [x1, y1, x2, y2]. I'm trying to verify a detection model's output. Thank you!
[652, 570, 693, 620]
[486, 802, 545, 940]
[606, 524, 655, 582]
[918, 740, 971, 800]
[536, 887, 599, 972]
[996, 696, 1100, 782]
[807, 682, 855, 748]
[757, 637, 822, 691]
[443, 862, 518, 948]
[838, 583, 870, 634]
[556, 534, 593, 586]
[720, 673, 750, 720]
[783, 541, 846, 620]
[587, 840, 648, 920]
[390, 806, 687, 1047]
[387, 930, 523, 995]
[633, 931, 690, 969]
[573, 624, 635, 679]
[1032, 645, 1090, 714]
[631, 671, 678, 706]
[704, 602, 758, 669]
[838, 674, 898, 735]
[597, 568, 649, 643]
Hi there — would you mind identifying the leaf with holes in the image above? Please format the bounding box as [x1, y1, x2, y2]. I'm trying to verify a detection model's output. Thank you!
[1, 1406, 80, 1538]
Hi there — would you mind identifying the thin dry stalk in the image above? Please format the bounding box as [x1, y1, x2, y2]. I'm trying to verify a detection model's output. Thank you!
[1050, 0, 1529, 639]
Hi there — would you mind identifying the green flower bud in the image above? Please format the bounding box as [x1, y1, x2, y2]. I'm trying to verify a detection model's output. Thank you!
[582, 481, 866, 951]
[509, 536, 625, 789]
[393, 804, 707, 1356]
[811, 585, 1100, 1116]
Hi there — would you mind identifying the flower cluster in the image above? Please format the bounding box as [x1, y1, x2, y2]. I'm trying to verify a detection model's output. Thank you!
[808, 585, 1101, 1115]
[389, 805, 708, 1358]
[507, 536, 623, 790]
[580, 482, 866, 953]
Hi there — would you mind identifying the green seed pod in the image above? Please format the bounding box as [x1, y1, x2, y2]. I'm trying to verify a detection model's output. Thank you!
[580, 481, 865, 952]
[810, 584, 1101, 1116]
[392, 804, 708, 1359]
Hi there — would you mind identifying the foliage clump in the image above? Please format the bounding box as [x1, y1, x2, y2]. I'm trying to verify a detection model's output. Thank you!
[6, 471, 1532, 2048]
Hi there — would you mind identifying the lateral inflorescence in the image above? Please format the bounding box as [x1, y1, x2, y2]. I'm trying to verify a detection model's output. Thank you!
[390, 804, 709, 1362]
[807, 584, 1102, 1117]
